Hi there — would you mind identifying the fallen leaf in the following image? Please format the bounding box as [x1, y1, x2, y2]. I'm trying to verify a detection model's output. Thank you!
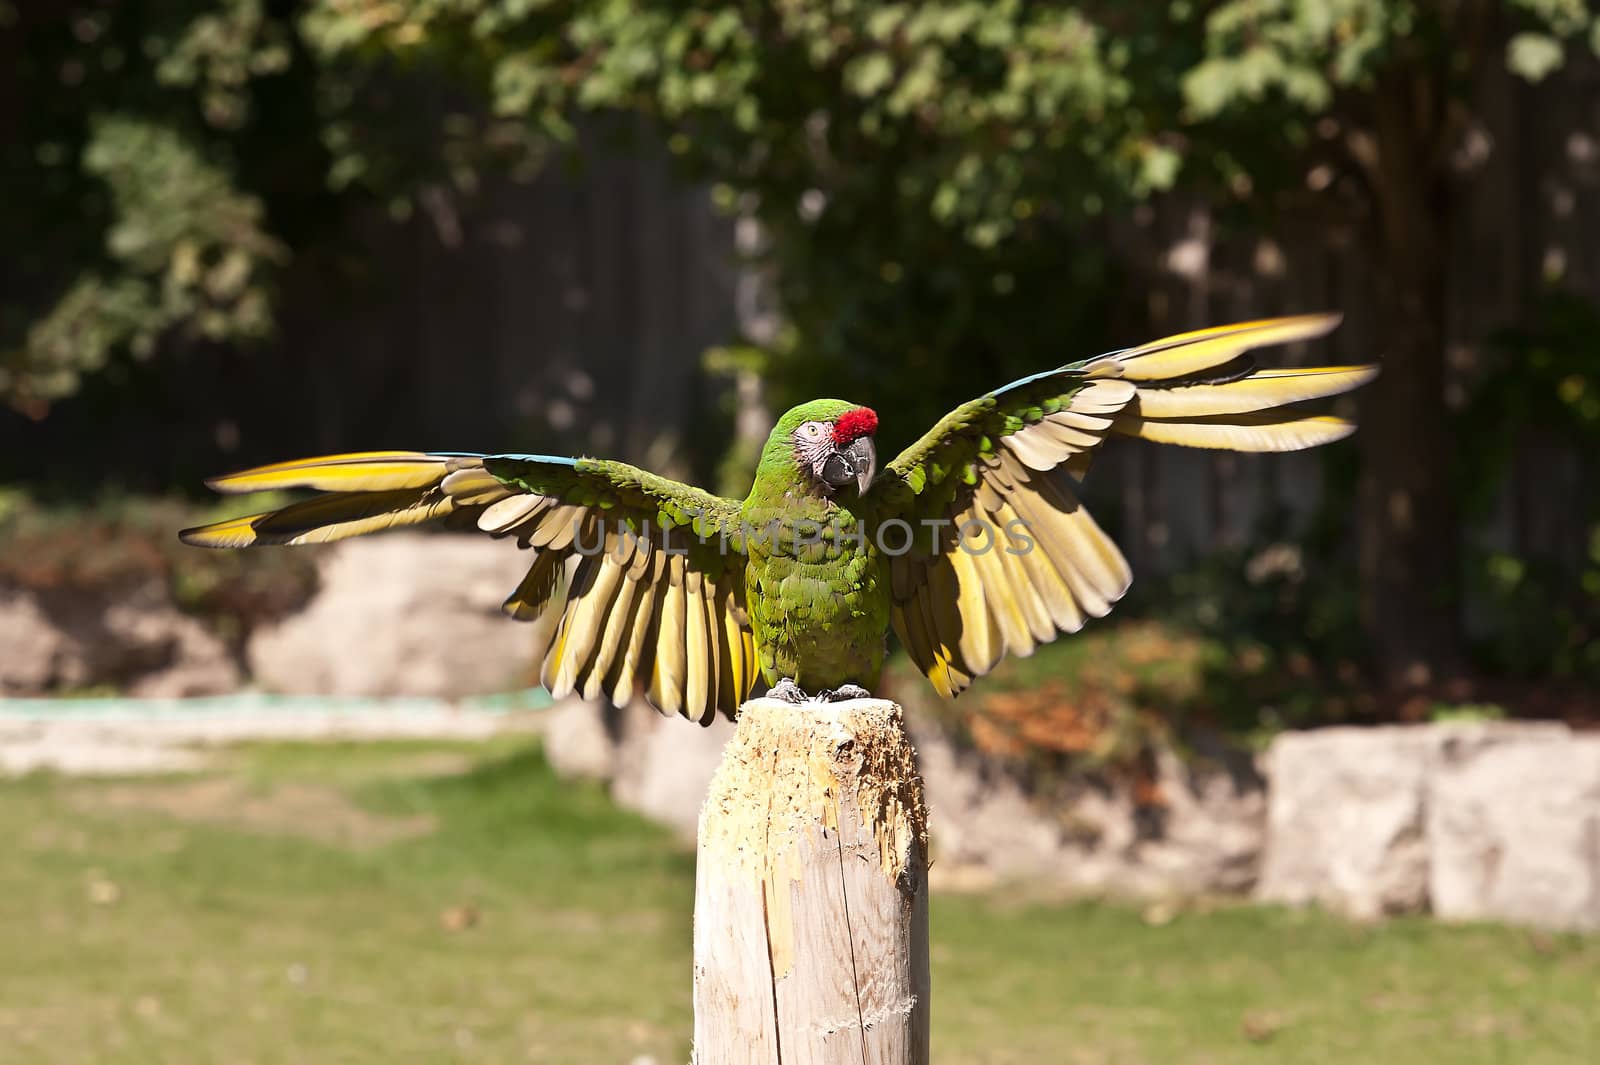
[441, 904, 480, 932]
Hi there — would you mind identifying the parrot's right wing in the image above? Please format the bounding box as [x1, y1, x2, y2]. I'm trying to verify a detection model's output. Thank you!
[181, 452, 755, 724]
[866, 314, 1375, 697]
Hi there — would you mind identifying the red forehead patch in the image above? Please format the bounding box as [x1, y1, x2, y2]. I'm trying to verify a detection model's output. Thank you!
[833, 407, 878, 444]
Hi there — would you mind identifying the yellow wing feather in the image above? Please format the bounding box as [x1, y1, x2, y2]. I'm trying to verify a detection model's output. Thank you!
[1096, 313, 1343, 381]
[1132, 365, 1378, 419]
[205, 451, 454, 494]
[179, 489, 454, 548]
[1112, 411, 1356, 452]
[184, 448, 753, 725]
[890, 313, 1368, 699]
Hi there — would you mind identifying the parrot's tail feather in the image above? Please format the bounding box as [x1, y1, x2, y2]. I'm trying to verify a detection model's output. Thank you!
[179, 452, 509, 547]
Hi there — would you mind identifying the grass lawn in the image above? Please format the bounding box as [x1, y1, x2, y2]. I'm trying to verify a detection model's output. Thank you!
[2, 737, 1596, 1064]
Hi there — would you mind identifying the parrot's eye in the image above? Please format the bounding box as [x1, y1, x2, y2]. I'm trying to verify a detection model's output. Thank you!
[799, 422, 826, 440]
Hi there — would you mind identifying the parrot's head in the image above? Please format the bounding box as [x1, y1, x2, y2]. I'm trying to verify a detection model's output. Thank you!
[769, 399, 879, 496]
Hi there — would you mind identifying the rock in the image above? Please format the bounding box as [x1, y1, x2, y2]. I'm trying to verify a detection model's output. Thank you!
[1428, 726, 1600, 930]
[247, 534, 536, 697]
[909, 716, 1266, 898]
[1130, 743, 1266, 895]
[537, 695, 744, 841]
[535, 694, 1600, 931]
[537, 694, 1264, 895]
[1256, 726, 1435, 919]
[611, 699, 735, 840]
[908, 714, 1070, 879]
[540, 696, 617, 781]
[108, 585, 242, 698]
[0, 589, 66, 693]
[0, 582, 239, 698]
[1256, 722, 1588, 926]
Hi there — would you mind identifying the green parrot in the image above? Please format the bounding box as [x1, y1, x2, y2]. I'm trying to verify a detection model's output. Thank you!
[182, 314, 1375, 722]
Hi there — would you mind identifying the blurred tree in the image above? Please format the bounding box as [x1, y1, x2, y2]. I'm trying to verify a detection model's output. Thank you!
[300, 1, 1195, 452]
[0, 0, 538, 414]
[7, 0, 1598, 688]
[1179, 0, 1597, 685]
[1456, 290, 1600, 682]
[305, 0, 1597, 686]
[0, 2, 293, 411]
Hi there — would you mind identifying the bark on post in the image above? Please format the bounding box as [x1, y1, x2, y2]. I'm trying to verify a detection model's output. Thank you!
[692, 697, 930, 1065]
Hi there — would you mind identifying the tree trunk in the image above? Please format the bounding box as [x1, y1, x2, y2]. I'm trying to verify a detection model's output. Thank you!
[1359, 73, 1467, 687]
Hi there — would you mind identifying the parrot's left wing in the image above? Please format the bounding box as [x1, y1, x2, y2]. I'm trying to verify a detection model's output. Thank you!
[181, 452, 756, 723]
[866, 314, 1376, 697]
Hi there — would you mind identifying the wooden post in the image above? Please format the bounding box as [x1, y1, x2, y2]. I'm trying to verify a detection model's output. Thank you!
[692, 697, 930, 1065]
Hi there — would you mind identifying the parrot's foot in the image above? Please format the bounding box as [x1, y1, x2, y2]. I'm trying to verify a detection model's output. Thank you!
[766, 679, 873, 704]
[766, 677, 810, 704]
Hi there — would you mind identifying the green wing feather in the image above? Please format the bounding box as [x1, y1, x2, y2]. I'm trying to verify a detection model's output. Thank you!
[181, 451, 755, 724]
[869, 313, 1376, 697]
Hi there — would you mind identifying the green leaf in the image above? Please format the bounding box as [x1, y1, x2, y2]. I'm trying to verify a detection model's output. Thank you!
[1506, 32, 1567, 83]
[845, 52, 895, 97]
[1137, 143, 1182, 192]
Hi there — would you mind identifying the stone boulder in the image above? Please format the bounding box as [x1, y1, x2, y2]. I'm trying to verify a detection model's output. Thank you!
[910, 717, 1266, 897]
[612, 700, 736, 840]
[1428, 726, 1600, 930]
[0, 581, 240, 698]
[247, 534, 537, 697]
[1257, 721, 1598, 929]
[0, 589, 62, 693]
[909, 716, 1067, 885]
[540, 695, 620, 781]
[541, 696, 734, 840]
[1256, 726, 1436, 919]
[540, 693, 1266, 898]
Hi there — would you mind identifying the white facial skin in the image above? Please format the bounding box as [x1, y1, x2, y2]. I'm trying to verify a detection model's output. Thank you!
[793, 419, 876, 494]
[793, 420, 836, 479]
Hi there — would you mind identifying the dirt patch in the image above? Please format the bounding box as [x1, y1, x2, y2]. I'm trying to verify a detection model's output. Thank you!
[365, 750, 478, 779]
[1, 736, 209, 776]
[75, 777, 436, 850]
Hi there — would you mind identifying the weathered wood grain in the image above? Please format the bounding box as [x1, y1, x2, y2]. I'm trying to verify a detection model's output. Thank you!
[692, 697, 930, 1065]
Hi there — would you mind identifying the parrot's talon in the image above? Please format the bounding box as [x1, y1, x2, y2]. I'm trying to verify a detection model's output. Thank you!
[815, 684, 871, 703]
[767, 678, 809, 704]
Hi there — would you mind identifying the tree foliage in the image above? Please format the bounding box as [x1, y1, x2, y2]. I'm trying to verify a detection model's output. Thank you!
[289, 0, 1600, 461]
[6, 2, 1598, 406]
[3, 3, 283, 408]
[0, 0, 531, 411]
[298, 1, 1204, 445]
[8, 2, 1597, 424]
[7, 1, 1600, 686]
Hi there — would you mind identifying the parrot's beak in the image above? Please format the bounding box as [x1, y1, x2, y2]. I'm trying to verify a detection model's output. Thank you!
[820, 436, 877, 495]
[845, 436, 876, 494]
